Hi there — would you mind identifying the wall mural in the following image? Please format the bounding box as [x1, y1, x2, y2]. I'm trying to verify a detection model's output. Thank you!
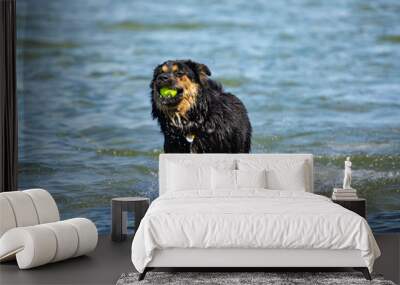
[17, 0, 400, 233]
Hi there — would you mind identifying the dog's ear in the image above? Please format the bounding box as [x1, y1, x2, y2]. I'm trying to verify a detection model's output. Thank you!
[185, 60, 211, 79]
[150, 64, 162, 88]
[196, 62, 211, 77]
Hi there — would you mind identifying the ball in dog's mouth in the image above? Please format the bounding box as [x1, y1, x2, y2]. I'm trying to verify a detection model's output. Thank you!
[157, 87, 184, 107]
[159, 87, 178, 98]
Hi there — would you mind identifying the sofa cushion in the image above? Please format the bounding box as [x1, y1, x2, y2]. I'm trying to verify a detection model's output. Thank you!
[24, 189, 59, 224]
[0, 196, 17, 237]
[0, 189, 60, 238]
[0, 191, 39, 227]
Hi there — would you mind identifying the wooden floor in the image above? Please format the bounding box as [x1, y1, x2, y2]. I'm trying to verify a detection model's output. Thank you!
[0, 234, 399, 285]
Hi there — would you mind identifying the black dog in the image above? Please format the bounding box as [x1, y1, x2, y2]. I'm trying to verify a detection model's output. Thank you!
[150, 60, 252, 153]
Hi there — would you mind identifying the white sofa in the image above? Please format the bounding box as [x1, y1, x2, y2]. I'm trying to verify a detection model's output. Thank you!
[0, 189, 98, 269]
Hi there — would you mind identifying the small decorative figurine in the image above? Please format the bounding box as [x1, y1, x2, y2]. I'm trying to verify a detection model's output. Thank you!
[342, 157, 352, 189]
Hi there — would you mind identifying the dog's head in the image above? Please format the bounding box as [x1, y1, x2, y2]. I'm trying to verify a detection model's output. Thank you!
[150, 60, 211, 119]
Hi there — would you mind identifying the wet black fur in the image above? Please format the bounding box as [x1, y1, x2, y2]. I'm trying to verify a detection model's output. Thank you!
[150, 60, 252, 153]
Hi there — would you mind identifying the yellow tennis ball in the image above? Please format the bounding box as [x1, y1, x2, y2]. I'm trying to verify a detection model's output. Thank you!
[160, 87, 177, 98]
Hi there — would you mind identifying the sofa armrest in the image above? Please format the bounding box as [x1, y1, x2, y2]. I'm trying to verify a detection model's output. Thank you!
[0, 218, 97, 269]
[0, 225, 57, 268]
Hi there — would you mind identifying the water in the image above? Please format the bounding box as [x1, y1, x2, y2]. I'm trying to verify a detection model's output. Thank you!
[16, 0, 400, 233]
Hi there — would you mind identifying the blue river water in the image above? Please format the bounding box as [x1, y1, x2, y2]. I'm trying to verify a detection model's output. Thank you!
[16, 0, 400, 233]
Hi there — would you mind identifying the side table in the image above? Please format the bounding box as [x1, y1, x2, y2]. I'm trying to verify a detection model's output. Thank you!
[332, 198, 366, 218]
[111, 197, 150, 242]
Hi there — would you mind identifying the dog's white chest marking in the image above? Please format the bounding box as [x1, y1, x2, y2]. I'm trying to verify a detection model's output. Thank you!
[185, 134, 195, 143]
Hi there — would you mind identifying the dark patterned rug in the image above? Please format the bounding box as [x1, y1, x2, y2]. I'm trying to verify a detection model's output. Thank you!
[116, 272, 395, 285]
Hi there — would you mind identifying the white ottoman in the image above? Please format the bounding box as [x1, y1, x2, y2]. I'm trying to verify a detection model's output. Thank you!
[0, 189, 98, 269]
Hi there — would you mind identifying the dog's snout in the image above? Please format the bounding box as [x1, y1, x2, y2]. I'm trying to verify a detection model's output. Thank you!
[158, 73, 171, 83]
